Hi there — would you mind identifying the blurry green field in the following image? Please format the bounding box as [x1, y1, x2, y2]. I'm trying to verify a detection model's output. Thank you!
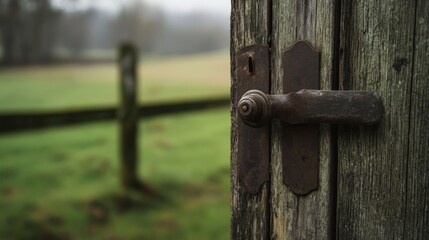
[0, 51, 230, 112]
[0, 51, 231, 239]
[0, 108, 230, 239]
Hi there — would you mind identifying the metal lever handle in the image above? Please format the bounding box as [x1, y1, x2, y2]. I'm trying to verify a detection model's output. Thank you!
[238, 89, 384, 127]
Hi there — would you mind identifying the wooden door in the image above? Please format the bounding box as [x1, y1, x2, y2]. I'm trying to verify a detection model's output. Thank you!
[231, 0, 429, 239]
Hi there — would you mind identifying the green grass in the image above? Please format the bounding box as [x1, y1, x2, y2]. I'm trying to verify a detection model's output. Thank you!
[0, 51, 230, 112]
[0, 51, 231, 239]
[0, 108, 230, 239]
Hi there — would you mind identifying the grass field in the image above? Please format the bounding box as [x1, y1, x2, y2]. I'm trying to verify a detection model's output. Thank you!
[0, 51, 230, 112]
[0, 51, 231, 239]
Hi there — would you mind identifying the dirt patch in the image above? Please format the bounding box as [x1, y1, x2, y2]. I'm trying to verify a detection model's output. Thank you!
[87, 200, 110, 224]
[4, 215, 70, 240]
[84, 192, 161, 222]
[53, 153, 68, 162]
[2, 186, 17, 198]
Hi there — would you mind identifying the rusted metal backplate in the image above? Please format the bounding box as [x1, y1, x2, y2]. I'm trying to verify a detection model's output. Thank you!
[282, 41, 320, 195]
[236, 45, 270, 194]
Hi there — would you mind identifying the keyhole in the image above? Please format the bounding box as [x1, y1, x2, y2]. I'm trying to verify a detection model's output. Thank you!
[248, 56, 254, 74]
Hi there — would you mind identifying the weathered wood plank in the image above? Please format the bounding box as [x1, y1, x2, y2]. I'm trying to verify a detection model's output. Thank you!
[270, 0, 337, 239]
[337, 0, 416, 239]
[404, 0, 429, 239]
[118, 43, 140, 189]
[231, 0, 271, 239]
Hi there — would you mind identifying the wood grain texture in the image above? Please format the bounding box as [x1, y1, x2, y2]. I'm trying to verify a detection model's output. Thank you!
[232, 0, 428, 238]
[230, 0, 271, 239]
[337, 0, 420, 239]
[119, 44, 139, 188]
[404, 0, 429, 239]
[270, 0, 337, 239]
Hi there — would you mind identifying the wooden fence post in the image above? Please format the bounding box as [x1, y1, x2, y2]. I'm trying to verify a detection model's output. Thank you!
[118, 43, 139, 189]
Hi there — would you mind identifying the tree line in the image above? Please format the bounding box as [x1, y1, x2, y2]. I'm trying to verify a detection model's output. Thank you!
[0, 0, 229, 64]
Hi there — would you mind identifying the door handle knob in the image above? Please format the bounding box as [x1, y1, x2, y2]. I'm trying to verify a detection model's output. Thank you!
[238, 89, 384, 127]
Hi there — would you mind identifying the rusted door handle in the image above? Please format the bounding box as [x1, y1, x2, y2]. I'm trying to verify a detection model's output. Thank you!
[238, 89, 384, 128]
[235, 42, 384, 196]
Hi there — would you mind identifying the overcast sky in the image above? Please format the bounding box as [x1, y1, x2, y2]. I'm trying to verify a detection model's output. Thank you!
[54, 0, 231, 14]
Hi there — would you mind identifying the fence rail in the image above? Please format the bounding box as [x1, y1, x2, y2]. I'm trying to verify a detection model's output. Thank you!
[0, 97, 229, 134]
